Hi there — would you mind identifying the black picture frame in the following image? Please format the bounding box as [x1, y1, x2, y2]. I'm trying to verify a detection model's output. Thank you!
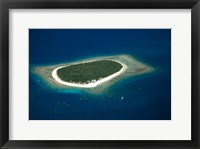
[0, 0, 199, 148]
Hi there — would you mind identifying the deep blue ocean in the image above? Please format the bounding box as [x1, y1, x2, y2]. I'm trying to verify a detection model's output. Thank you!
[29, 29, 171, 120]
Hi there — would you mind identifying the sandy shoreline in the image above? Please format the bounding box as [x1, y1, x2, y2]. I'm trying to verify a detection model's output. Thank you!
[52, 60, 128, 88]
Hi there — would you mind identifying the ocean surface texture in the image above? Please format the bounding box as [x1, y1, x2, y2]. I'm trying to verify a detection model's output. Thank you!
[29, 29, 171, 120]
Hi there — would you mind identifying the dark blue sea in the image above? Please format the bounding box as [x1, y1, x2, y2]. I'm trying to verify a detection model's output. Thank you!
[29, 29, 171, 120]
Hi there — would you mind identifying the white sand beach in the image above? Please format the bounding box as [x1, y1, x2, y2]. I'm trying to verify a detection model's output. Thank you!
[52, 60, 128, 88]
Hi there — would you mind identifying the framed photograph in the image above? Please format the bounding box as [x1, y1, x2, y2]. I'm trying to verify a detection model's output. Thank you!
[0, 0, 199, 148]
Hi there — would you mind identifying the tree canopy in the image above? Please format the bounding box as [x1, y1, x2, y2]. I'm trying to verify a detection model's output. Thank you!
[57, 60, 123, 83]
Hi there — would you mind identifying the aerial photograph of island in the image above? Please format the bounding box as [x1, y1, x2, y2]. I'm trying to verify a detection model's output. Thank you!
[29, 29, 171, 120]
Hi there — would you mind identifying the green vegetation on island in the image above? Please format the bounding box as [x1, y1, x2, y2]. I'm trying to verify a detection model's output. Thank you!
[57, 60, 123, 84]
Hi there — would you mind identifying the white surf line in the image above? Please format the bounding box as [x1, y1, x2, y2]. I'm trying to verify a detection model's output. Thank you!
[52, 60, 127, 88]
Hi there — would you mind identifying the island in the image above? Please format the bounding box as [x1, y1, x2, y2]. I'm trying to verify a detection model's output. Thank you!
[32, 55, 154, 92]
[52, 60, 127, 88]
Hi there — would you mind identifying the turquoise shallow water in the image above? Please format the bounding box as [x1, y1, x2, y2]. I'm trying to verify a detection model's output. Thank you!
[29, 29, 171, 120]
